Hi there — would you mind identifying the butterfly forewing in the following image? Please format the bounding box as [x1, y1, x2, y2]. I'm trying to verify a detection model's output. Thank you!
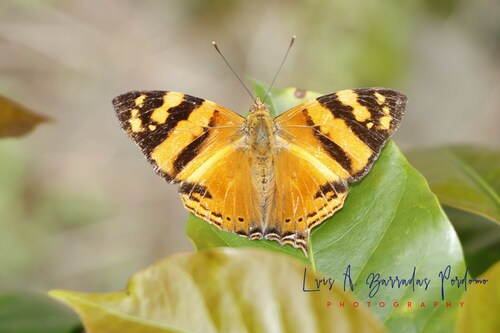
[275, 88, 407, 182]
[113, 90, 245, 183]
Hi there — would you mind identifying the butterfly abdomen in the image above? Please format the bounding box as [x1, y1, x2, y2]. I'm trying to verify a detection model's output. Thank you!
[247, 108, 276, 227]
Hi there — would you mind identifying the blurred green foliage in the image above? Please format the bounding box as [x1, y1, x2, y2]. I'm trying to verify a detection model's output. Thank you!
[446, 207, 500, 278]
[0, 292, 81, 333]
[422, 0, 461, 17]
[407, 146, 500, 277]
[0, 142, 111, 287]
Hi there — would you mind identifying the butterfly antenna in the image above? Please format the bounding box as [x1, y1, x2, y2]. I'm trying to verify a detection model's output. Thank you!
[263, 35, 296, 103]
[212, 41, 256, 103]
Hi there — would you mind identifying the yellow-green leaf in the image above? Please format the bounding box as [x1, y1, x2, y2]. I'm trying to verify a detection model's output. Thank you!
[50, 249, 386, 333]
[0, 94, 50, 138]
[456, 261, 500, 333]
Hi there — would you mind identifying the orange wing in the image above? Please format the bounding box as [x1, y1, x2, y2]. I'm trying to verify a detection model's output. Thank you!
[113, 91, 245, 183]
[267, 143, 348, 251]
[113, 91, 262, 239]
[275, 88, 407, 182]
[268, 88, 407, 253]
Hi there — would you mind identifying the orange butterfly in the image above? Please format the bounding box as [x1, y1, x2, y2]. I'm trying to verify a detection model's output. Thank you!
[113, 87, 406, 255]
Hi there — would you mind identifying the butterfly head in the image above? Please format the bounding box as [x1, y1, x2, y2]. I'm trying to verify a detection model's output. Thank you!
[249, 97, 270, 115]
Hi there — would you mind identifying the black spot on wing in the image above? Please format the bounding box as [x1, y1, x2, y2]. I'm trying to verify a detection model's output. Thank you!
[314, 181, 347, 199]
[179, 182, 213, 199]
[211, 212, 223, 219]
[209, 217, 222, 227]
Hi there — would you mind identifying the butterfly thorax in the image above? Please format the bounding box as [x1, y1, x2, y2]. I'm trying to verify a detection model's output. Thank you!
[247, 100, 274, 154]
[247, 100, 276, 224]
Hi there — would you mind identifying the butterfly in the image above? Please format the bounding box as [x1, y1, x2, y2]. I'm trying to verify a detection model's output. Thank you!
[113, 88, 407, 255]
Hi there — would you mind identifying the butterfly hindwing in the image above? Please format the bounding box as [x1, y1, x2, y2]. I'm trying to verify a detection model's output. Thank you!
[113, 90, 245, 183]
[268, 144, 348, 250]
[179, 147, 262, 238]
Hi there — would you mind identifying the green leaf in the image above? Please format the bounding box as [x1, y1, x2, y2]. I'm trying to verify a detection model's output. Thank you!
[0, 292, 81, 333]
[187, 81, 468, 332]
[406, 146, 500, 224]
[50, 249, 386, 333]
[456, 261, 500, 333]
[187, 214, 308, 264]
[0, 94, 50, 138]
[407, 146, 500, 276]
[311, 141, 466, 332]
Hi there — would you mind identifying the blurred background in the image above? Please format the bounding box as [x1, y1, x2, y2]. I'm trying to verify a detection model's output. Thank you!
[0, 0, 498, 293]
